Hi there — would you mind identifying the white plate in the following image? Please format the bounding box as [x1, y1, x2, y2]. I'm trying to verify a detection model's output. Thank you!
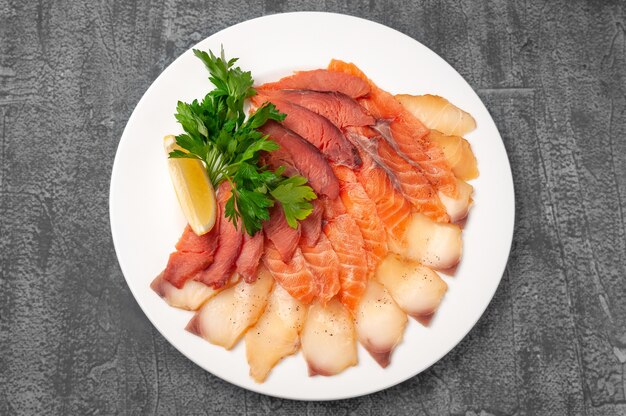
[110, 12, 514, 401]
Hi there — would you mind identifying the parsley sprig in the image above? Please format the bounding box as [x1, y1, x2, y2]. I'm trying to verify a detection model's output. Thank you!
[169, 48, 316, 235]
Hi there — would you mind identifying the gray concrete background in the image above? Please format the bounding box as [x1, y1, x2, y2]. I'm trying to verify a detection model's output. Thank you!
[1, 1, 625, 415]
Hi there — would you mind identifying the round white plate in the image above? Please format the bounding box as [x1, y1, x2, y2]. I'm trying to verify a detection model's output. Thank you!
[110, 12, 514, 401]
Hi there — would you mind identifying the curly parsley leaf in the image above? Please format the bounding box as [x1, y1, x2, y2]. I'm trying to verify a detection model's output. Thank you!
[169, 47, 317, 235]
[270, 177, 316, 228]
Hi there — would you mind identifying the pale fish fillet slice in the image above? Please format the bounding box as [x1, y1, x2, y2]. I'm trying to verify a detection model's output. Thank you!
[376, 254, 448, 322]
[355, 280, 408, 367]
[186, 267, 274, 349]
[395, 94, 477, 137]
[438, 178, 474, 223]
[300, 299, 358, 376]
[151, 272, 239, 311]
[245, 284, 307, 383]
[403, 213, 463, 271]
[428, 130, 479, 181]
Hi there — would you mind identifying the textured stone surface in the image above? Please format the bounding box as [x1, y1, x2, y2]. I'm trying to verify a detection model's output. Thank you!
[1, 0, 625, 414]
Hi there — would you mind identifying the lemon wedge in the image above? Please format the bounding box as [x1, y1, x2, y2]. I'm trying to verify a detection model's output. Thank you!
[164, 135, 217, 235]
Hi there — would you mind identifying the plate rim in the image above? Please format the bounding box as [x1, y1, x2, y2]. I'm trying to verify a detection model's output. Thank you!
[109, 11, 516, 401]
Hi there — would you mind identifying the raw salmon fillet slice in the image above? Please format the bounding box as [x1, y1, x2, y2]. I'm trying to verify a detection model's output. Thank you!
[324, 213, 369, 314]
[263, 204, 301, 262]
[300, 233, 341, 305]
[257, 69, 370, 98]
[259, 121, 339, 199]
[263, 241, 316, 304]
[377, 119, 457, 196]
[352, 147, 412, 246]
[328, 60, 457, 197]
[196, 182, 243, 288]
[332, 165, 389, 273]
[347, 126, 449, 222]
[253, 95, 361, 168]
[257, 89, 375, 128]
[236, 232, 264, 283]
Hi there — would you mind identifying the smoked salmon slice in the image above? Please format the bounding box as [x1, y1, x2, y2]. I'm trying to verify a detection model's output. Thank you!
[196, 182, 243, 288]
[162, 251, 214, 289]
[162, 225, 219, 288]
[175, 224, 219, 253]
[253, 95, 361, 168]
[346, 126, 449, 222]
[257, 69, 370, 98]
[257, 89, 375, 128]
[328, 60, 457, 197]
[332, 165, 389, 274]
[321, 193, 347, 219]
[236, 232, 264, 283]
[259, 121, 339, 199]
[323, 212, 368, 314]
[299, 199, 323, 247]
[259, 141, 301, 178]
[263, 241, 316, 304]
[263, 204, 301, 262]
[300, 233, 341, 305]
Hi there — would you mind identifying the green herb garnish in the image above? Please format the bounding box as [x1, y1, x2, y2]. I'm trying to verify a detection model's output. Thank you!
[169, 48, 316, 235]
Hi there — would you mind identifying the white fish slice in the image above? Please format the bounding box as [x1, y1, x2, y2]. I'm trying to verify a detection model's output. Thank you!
[151, 272, 238, 311]
[403, 213, 462, 271]
[376, 254, 448, 323]
[245, 284, 307, 383]
[300, 299, 358, 376]
[186, 266, 273, 349]
[355, 280, 407, 367]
